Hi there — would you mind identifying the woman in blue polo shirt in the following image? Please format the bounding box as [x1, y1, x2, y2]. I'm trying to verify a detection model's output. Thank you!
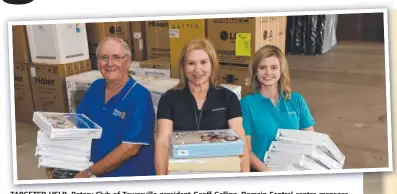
[155, 39, 250, 174]
[240, 45, 316, 172]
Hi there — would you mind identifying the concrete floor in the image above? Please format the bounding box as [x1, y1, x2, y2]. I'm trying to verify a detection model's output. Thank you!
[14, 41, 389, 182]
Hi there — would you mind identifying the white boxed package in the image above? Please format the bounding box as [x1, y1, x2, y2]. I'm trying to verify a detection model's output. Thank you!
[268, 141, 343, 169]
[38, 156, 93, 172]
[129, 67, 170, 78]
[26, 24, 89, 64]
[35, 146, 90, 162]
[275, 129, 345, 165]
[33, 112, 102, 139]
[37, 130, 91, 152]
[264, 151, 328, 170]
[66, 70, 153, 113]
[168, 155, 241, 172]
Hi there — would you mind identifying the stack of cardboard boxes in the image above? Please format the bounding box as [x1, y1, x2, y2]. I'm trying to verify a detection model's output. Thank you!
[12, 16, 287, 123]
[207, 17, 287, 96]
[13, 25, 34, 123]
[12, 24, 93, 123]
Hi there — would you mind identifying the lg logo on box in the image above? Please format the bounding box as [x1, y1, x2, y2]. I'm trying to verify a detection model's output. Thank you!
[3, 0, 34, 5]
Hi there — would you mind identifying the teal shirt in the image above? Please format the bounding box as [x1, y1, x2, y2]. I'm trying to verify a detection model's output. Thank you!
[240, 91, 315, 171]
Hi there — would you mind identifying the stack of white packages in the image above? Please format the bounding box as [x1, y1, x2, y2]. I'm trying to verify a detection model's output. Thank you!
[168, 129, 243, 174]
[33, 112, 102, 172]
[264, 129, 345, 171]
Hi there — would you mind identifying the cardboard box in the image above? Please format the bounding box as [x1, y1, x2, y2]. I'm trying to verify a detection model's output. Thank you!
[130, 21, 145, 61]
[26, 24, 90, 65]
[218, 61, 253, 97]
[30, 60, 91, 113]
[12, 25, 31, 63]
[207, 16, 287, 64]
[86, 22, 131, 54]
[139, 58, 170, 69]
[14, 62, 35, 122]
[168, 19, 206, 79]
[129, 67, 171, 78]
[145, 20, 170, 59]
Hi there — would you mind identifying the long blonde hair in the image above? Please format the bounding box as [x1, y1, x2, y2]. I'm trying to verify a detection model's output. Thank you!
[173, 39, 221, 90]
[250, 45, 292, 100]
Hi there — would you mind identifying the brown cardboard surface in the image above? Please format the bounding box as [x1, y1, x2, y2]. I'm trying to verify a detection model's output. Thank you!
[14, 62, 35, 122]
[30, 60, 91, 113]
[218, 61, 253, 97]
[207, 16, 287, 64]
[86, 22, 131, 54]
[130, 21, 146, 61]
[139, 58, 170, 69]
[145, 20, 170, 59]
[169, 19, 206, 79]
[12, 25, 31, 63]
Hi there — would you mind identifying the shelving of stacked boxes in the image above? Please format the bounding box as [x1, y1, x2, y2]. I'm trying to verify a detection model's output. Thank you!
[12, 16, 344, 174]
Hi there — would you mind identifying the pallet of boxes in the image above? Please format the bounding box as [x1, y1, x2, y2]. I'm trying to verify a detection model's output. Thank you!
[264, 129, 345, 171]
[21, 23, 99, 178]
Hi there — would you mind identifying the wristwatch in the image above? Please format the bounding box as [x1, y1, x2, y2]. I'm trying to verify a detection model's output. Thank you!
[86, 166, 97, 178]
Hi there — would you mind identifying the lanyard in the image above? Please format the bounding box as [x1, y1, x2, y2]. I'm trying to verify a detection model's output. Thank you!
[194, 109, 203, 130]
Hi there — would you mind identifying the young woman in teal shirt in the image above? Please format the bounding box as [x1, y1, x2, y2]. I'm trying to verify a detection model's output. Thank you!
[240, 45, 316, 172]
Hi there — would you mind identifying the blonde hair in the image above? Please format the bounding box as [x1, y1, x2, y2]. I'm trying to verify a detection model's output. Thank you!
[250, 45, 292, 100]
[96, 37, 132, 60]
[173, 39, 221, 90]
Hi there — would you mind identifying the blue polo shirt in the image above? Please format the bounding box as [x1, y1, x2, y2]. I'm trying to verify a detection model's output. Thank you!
[240, 91, 315, 171]
[76, 77, 155, 177]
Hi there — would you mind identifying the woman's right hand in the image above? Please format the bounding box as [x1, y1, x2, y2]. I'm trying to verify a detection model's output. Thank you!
[261, 164, 272, 172]
[46, 168, 54, 179]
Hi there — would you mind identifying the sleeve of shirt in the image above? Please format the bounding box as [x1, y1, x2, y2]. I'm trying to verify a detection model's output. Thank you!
[227, 91, 242, 120]
[240, 99, 253, 136]
[298, 95, 316, 130]
[157, 91, 173, 120]
[122, 89, 155, 145]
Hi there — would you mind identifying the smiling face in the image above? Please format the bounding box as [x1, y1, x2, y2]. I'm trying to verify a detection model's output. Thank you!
[184, 49, 212, 87]
[256, 56, 281, 87]
[97, 39, 130, 82]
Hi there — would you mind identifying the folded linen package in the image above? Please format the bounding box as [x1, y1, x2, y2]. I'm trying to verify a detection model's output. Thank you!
[264, 151, 328, 170]
[275, 129, 345, 166]
[36, 130, 92, 152]
[38, 156, 94, 172]
[168, 155, 241, 172]
[268, 141, 343, 169]
[33, 112, 103, 140]
[170, 129, 244, 159]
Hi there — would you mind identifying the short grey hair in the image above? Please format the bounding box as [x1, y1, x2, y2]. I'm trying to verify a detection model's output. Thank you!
[95, 37, 132, 59]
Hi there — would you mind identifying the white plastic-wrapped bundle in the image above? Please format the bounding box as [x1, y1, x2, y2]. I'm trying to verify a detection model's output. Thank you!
[33, 112, 103, 140]
[275, 129, 345, 166]
[38, 156, 94, 172]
